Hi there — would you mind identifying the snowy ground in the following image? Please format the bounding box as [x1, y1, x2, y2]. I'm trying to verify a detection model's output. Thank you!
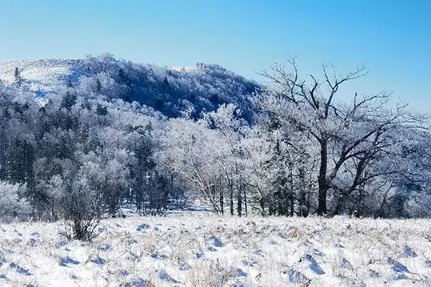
[0, 59, 79, 92]
[1, 214, 431, 287]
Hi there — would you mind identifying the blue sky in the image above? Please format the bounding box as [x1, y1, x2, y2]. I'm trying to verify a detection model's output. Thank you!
[0, 0, 430, 111]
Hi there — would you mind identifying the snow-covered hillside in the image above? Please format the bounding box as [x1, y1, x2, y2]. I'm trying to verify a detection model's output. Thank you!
[1, 215, 431, 287]
[0, 59, 82, 94]
[0, 55, 260, 118]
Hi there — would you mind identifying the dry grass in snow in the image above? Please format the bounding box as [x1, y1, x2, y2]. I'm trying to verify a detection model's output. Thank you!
[1, 214, 431, 286]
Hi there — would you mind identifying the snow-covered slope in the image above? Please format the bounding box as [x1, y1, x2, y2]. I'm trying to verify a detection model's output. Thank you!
[1, 215, 431, 286]
[0, 59, 83, 94]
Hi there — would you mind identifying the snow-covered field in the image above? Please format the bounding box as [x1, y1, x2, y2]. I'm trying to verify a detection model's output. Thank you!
[1, 214, 431, 287]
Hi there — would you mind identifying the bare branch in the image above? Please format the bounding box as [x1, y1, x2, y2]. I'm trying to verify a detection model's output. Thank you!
[323, 64, 368, 118]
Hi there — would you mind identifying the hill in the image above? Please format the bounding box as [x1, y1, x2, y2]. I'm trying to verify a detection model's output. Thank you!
[0, 55, 260, 118]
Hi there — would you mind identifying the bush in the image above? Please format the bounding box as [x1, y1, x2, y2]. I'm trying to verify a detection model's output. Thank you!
[59, 176, 103, 241]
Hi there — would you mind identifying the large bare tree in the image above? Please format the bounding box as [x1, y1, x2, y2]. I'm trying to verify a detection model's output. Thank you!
[259, 57, 422, 216]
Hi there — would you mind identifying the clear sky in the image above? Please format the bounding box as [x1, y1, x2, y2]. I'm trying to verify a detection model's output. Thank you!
[0, 0, 430, 111]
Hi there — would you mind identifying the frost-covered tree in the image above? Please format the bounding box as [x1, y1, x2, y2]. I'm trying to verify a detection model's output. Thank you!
[0, 181, 31, 221]
[14, 67, 23, 87]
[156, 118, 224, 212]
[201, 104, 252, 216]
[258, 57, 427, 216]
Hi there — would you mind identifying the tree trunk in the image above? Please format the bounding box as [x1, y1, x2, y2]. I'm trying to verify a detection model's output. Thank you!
[243, 187, 248, 217]
[288, 162, 294, 216]
[229, 180, 234, 215]
[219, 184, 224, 215]
[298, 167, 308, 217]
[237, 190, 242, 217]
[260, 197, 266, 216]
[317, 139, 328, 216]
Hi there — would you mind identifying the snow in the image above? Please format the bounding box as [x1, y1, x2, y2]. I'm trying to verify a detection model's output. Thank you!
[0, 59, 78, 89]
[1, 215, 431, 286]
[170, 66, 199, 72]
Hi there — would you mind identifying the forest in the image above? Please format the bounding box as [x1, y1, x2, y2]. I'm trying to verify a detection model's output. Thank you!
[1, 54, 430, 239]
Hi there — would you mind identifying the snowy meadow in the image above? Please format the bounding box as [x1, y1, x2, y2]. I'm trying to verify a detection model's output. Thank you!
[1, 214, 431, 287]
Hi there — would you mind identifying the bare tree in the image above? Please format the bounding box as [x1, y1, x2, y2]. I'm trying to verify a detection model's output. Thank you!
[259, 57, 423, 216]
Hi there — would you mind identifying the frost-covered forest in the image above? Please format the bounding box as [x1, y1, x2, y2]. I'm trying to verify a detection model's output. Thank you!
[0, 54, 431, 234]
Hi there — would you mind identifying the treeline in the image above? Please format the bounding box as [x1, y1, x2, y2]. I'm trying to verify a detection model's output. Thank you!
[1, 56, 431, 236]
